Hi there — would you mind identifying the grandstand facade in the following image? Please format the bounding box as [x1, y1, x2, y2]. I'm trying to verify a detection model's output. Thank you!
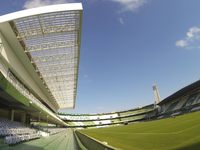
[0, 3, 82, 126]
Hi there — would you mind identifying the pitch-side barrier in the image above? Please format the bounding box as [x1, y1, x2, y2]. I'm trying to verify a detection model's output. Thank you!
[74, 130, 120, 150]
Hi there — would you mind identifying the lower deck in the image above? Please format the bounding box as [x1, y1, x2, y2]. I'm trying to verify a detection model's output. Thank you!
[0, 129, 78, 150]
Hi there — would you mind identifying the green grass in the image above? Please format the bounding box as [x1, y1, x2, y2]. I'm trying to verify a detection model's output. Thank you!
[79, 111, 200, 150]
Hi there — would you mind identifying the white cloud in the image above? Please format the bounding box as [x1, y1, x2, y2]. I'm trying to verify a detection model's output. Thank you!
[23, 0, 75, 9]
[109, 0, 147, 12]
[118, 17, 124, 24]
[176, 26, 200, 49]
[176, 40, 188, 48]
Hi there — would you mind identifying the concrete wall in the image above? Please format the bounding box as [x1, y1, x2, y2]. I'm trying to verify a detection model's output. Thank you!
[0, 108, 10, 119]
[0, 108, 29, 124]
[75, 131, 116, 150]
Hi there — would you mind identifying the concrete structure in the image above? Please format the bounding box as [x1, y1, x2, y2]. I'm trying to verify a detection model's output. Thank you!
[0, 3, 83, 125]
[153, 84, 161, 104]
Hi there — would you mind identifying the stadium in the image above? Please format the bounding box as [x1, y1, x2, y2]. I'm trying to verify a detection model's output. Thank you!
[0, 1, 200, 150]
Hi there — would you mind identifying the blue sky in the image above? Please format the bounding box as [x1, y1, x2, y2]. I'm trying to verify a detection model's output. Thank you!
[1, 0, 200, 114]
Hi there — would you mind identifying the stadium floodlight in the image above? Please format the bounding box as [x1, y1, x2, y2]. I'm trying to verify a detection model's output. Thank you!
[0, 3, 82, 109]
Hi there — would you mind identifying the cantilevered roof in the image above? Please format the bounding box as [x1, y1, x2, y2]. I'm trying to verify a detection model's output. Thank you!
[159, 80, 200, 105]
[0, 3, 82, 109]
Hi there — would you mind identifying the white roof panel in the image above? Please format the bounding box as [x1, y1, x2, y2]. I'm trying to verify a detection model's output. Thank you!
[0, 3, 82, 23]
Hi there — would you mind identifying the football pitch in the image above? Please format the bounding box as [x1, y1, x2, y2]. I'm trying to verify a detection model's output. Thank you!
[79, 111, 200, 150]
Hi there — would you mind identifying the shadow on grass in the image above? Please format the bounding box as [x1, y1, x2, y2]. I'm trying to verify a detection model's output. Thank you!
[172, 141, 200, 150]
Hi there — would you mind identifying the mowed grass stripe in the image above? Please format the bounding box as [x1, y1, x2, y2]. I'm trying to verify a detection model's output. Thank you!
[79, 111, 200, 150]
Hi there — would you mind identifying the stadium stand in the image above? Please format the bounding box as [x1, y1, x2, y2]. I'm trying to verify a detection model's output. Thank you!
[0, 2, 83, 127]
[59, 80, 200, 129]
[59, 104, 155, 128]
[0, 4, 83, 148]
[0, 117, 39, 145]
[118, 106, 153, 117]
[0, 116, 69, 145]
[157, 80, 200, 118]
[0, 2, 200, 150]
[4, 134, 39, 145]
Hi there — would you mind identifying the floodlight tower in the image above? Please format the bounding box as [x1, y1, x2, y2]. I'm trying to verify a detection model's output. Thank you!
[153, 84, 161, 105]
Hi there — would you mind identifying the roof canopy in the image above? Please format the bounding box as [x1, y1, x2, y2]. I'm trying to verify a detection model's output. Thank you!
[0, 3, 82, 109]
